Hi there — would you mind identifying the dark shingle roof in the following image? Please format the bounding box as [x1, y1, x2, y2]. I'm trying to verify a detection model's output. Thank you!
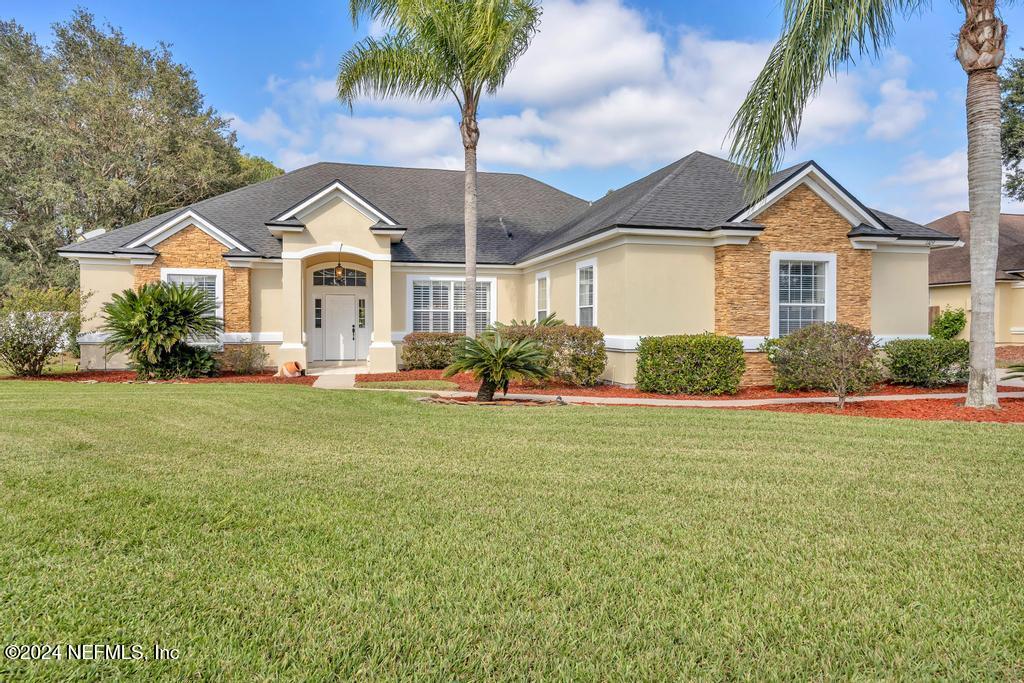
[928, 212, 1024, 285]
[61, 163, 587, 264]
[61, 153, 952, 265]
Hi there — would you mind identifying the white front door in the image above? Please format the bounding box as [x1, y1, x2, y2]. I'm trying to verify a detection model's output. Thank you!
[324, 294, 356, 360]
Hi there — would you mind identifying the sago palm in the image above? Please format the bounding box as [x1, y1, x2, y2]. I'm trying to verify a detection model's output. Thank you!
[338, 0, 541, 338]
[444, 331, 551, 401]
[729, 0, 1009, 408]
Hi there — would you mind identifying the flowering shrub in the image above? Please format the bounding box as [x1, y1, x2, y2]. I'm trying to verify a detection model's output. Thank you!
[763, 322, 881, 408]
[635, 333, 745, 395]
[401, 332, 465, 369]
[0, 287, 84, 376]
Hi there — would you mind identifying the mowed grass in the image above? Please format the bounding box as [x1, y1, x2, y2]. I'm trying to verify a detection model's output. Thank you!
[1, 382, 1023, 681]
[353, 379, 459, 391]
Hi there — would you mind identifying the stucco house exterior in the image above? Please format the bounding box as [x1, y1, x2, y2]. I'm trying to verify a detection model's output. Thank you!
[929, 211, 1024, 346]
[60, 151, 958, 384]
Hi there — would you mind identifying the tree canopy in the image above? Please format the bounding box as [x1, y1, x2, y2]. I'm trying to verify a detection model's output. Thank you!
[1002, 50, 1024, 200]
[0, 10, 282, 289]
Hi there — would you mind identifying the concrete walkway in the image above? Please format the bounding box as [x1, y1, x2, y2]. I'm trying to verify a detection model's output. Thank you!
[336, 384, 1024, 408]
[309, 364, 367, 389]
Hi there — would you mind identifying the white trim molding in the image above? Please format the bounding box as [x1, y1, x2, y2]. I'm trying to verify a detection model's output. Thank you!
[874, 334, 931, 343]
[273, 180, 397, 225]
[127, 210, 250, 252]
[733, 163, 885, 230]
[77, 331, 110, 344]
[280, 242, 391, 262]
[57, 252, 157, 266]
[575, 258, 597, 327]
[222, 332, 284, 344]
[535, 270, 550, 320]
[769, 251, 837, 339]
[603, 335, 640, 352]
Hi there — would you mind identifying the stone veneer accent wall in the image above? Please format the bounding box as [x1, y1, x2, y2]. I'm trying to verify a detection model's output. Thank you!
[715, 184, 873, 386]
[133, 225, 251, 333]
[714, 184, 872, 335]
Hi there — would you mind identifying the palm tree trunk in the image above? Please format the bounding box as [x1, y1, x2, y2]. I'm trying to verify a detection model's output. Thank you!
[461, 108, 480, 340]
[476, 378, 496, 401]
[958, 1, 1006, 408]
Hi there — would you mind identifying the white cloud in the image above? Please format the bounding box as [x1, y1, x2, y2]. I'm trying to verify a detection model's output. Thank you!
[229, 0, 933, 179]
[867, 78, 935, 141]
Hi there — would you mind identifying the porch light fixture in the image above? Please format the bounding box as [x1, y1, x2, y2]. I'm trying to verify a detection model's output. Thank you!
[334, 251, 344, 281]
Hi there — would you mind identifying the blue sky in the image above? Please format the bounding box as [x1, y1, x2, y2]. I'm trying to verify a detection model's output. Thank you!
[9, 0, 1024, 222]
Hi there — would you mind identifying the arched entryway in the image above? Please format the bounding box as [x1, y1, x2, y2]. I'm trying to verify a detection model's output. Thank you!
[306, 261, 372, 362]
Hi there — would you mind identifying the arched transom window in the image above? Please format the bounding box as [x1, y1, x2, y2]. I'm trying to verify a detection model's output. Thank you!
[313, 267, 367, 287]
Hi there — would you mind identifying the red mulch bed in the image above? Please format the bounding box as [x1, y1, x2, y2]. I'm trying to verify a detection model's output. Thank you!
[3, 370, 316, 386]
[355, 369, 1002, 401]
[738, 398, 1024, 424]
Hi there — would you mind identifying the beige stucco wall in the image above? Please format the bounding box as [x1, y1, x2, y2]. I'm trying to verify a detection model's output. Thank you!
[872, 251, 930, 336]
[282, 198, 391, 257]
[250, 267, 283, 333]
[78, 261, 134, 370]
[931, 281, 1024, 344]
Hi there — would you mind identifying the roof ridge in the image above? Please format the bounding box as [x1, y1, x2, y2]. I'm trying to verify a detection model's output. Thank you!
[618, 152, 701, 225]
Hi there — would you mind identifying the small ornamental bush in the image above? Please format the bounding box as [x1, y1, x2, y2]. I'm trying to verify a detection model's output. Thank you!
[765, 322, 881, 408]
[500, 323, 606, 386]
[0, 287, 84, 376]
[444, 331, 551, 401]
[401, 332, 464, 369]
[222, 344, 271, 375]
[635, 333, 745, 395]
[102, 282, 222, 379]
[930, 307, 967, 340]
[883, 338, 969, 387]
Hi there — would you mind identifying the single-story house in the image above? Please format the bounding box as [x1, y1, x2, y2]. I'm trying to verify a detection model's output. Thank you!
[929, 211, 1024, 345]
[60, 151, 959, 384]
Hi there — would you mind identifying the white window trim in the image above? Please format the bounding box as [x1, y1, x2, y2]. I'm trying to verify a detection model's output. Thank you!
[404, 274, 498, 334]
[535, 271, 550, 320]
[769, 251, 836, 338]
[575, 258, 597, 327]
[128, 210, 250, 252]
[160, 267, 225, 331]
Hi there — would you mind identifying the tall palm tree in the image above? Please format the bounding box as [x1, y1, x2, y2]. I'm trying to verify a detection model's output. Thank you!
[729, 0, 1008, 409]
[338, 0, 541, 338]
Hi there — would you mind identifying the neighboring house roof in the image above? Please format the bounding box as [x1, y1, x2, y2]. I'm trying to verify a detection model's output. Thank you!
[928, 211, 1024, 285]
[61, 151, 954, 265]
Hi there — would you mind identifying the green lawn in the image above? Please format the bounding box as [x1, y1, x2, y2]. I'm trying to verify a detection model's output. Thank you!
[353, 379, 459, 391]
[1, 382, 1022, 680]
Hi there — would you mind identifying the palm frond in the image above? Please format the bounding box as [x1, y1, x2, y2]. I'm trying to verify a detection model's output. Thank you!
[729, 0, 928, 199]
[337, 32, 456, 107]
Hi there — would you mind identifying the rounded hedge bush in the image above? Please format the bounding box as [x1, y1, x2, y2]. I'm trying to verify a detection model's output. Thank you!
[500, 323, 606, 386]
[401, 332, 464, 369]
[635, 333, 745, 395]
[883, 338, 969, 387]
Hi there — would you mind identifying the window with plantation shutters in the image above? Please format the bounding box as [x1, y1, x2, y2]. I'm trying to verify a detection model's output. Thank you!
[162, 269, 223, 344]
[411, 279, 491, 333]
[769, 252, 836, 338]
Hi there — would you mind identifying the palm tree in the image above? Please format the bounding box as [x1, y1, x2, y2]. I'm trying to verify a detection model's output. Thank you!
[444, 331, 551, 401]
[729, 0, 1008, 409]
[338, 0, 541, 338]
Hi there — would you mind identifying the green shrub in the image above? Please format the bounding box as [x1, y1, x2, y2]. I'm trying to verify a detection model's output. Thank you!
[102, 282, 222, 379]
[765, 322, 881, 408]
[444, 331, 551, 401]
[883, 338, 969, 387]
[401, 332, 464, 369]
[0, 287, 85, 376]
[930, 307, 967, 340]
[222, 344, 270, 375]
[634, 333, 745, 395]
[500, 323, 606, 386]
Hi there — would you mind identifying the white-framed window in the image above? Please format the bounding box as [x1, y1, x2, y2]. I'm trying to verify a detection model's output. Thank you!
[575, 259, 596, 327]
[161, 267, 224, 343]
[535, 271, 549, 320]
[312, 266, 366, 287]
[410, 278, 493, 334]
[769, 252, 836, 337]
